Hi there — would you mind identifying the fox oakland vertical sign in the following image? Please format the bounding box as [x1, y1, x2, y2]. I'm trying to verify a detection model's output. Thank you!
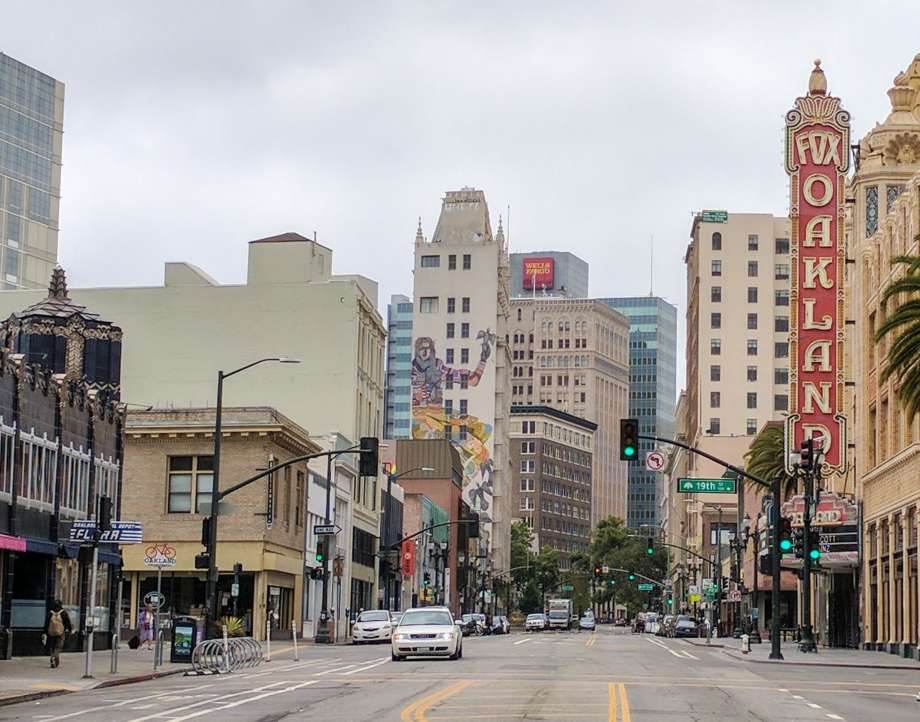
[784, 60, 850, 475]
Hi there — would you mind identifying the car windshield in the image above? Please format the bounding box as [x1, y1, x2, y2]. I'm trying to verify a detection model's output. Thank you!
[357, 611, 390, 623]
[399, 611, 452, 626]
[526, 614, 543, 620]
[677, 615, 691, 623]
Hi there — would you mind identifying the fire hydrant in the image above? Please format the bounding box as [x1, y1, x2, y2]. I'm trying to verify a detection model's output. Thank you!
[740, 633, 750, 654]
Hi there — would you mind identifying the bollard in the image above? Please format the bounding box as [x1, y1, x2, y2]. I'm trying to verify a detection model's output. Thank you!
[741, 634, 750, 654]
[292, 619, 299, 662]
[110, 633, 119, 674]
[154, 629, 165, 669]
[265, 618, 271, 662]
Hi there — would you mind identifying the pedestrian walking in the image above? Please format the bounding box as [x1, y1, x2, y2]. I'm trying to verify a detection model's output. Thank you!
[42, 600, 72, 669]
[137, 603, 155, 650]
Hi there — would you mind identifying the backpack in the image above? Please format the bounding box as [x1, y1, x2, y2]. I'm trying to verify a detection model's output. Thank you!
[48, 610, 65, 637]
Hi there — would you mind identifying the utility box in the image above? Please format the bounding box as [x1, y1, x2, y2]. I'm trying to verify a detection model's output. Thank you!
[170, 616, 199, 663]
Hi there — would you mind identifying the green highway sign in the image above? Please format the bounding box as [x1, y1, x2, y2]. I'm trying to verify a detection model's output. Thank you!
[701, 210, 728, 223]
[678, 478, 737, 494]
[561, 584, 574, 592]
[637, 583, 654, 591]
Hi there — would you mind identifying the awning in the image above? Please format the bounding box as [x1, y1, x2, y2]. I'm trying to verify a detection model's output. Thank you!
[0, 533, 27, 552]
[24, 538, 122, 565]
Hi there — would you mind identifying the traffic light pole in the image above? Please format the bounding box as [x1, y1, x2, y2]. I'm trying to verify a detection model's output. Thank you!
[769, 473, 784, 660]
[799, 464, 817, 653]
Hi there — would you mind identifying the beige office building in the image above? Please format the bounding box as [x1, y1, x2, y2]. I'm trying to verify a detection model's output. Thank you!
[0, 53, 64, 289]
[509, 298, 630, 524]
[411, 188, 512, 573]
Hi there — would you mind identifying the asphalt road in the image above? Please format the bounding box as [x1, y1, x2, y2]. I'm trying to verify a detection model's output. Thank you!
[2, 626, 919, 721]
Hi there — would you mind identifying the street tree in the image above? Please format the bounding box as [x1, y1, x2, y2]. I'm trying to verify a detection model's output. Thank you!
[876, 249, 920, 420]
[743, 422, 798, 498]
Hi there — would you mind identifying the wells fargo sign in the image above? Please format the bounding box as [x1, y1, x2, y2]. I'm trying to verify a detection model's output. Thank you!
[784, 60, 849, 475]
[522, 256, 554, 290]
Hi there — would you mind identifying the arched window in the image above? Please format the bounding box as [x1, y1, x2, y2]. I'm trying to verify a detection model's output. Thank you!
[712, 232, 722, 250]
[517, 308, 522, 321]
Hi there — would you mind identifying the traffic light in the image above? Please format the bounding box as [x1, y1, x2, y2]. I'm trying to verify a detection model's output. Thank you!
[423, 572, 431, 588]
[619, 419, 639, 460]
[628, 573, 636, 581]
[194, 553, 210, 569]
[607, 579, 615, 587]
[201, 517, 211, 547]
[594, 565, 602, 579]
[800, 437, 815, 472]
[808, 529, 822, 562]
[468, 512, 480, 539]
[646, 537, 655, 555]
[793, 527, 805, 559]
[98, 496, 112, 533]
[310, 567, 325, 580]
[316, 538, 328, 564]
[778, 516, 793, 554]
[233, 561, 243, 575]
[666, 597, 673, 607]
[359, 436, 379, 476]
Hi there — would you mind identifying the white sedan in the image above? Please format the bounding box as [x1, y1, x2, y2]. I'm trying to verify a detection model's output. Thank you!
[391, 607, 463, 660]
[525, 613, 547, 632]
[352, 610, 393, 643]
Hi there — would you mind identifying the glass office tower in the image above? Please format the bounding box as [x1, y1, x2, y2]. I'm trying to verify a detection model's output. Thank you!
[384, 293, 413, 438]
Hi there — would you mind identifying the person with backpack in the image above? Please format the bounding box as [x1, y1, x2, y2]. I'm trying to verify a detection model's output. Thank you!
[42, 600, 72, 669]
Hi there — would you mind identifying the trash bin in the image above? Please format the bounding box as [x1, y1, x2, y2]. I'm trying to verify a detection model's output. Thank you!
[170, 616, 199, 663]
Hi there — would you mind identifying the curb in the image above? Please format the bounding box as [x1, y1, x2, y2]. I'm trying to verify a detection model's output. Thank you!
[721, 648, 920, 671]
[0, 668, 186, 708]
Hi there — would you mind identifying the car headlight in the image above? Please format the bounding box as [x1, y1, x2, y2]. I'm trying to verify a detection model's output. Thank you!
[438, 632, 455, 640]
[393, 633, 408, 641]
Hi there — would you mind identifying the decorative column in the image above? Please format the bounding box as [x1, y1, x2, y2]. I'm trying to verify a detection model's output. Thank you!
[916, 505, 920, 655]
[889, 515, 897, 648]
[902, 513, 911, 649]
[876, 524, 885, 647]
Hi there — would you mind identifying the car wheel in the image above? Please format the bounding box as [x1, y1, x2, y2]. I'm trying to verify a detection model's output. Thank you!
[458, 642, 463, 659]
[391, 651, 402, 661]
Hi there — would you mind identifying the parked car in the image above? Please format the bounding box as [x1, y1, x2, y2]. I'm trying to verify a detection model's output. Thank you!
[352, 610, 394, 644]
[491, 615, 511, 635]
[578, 614, 596, 631]
[391, 606, 462, 661]
[658, 615, 675, 637]
[632, 613, 646, 633]
[673, 615, 700, 638]
[525, 613, 547, 632]
[614, 617, 628, 627]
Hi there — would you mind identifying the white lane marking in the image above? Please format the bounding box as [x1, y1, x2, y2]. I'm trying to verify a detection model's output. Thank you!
[807, 703, 822, 709]
[167, 681, 317, 722]
[792, 695, 804, 700]
[239, 671, 273, 679]
[678, 649, 699, 660]
[313, 664, 356, 676]
[34, 688, 217, 721]
[513, 638, 531, 645]
[341, 658, 390, 675]
[826, 715, 844, 720]
[777, 688, 789, 693]
[277, 657, 341, 671]
[124, 682, 289, 722]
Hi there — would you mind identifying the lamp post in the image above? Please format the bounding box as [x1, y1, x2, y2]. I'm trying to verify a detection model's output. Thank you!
[206, 357, 300, 634]
[700, 504, 726, 638]
[383, 466, 435, 610]
[742, 512, 763, 643]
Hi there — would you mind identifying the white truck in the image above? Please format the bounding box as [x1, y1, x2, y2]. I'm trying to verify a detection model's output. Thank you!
[547, 599, 573, 630]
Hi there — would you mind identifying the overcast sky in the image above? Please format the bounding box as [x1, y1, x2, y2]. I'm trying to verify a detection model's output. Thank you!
[4, 1, 919, 392]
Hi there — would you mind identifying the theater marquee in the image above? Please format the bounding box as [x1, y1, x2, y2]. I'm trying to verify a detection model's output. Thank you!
[784, 60, 849, 475]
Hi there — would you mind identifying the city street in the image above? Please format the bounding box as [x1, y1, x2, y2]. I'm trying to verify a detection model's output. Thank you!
[2, 627, 918, 721]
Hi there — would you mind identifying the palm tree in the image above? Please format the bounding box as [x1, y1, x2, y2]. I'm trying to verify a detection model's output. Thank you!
[876, 250, 920, 421]
[744, 423, 798, 498]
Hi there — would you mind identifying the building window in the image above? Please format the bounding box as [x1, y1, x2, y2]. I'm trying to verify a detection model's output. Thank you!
[167, 456, 213, 514]
[710, 339, 721, 355]
[746, 419, 758, 435]
[447, 297, 455, 314]
[446, 323, 455, 338]
[459, 399, 468, 415]
[775, 238, 789, 254]
[747, 366, 757, 382]
[774, 342, 789, 358]
[711, 232, 722, 250]
[463, 254, 472, 270]
[747, 313, 758, 330]
[446, 349, 454, 364]
[774, 367, 788, 385]
[710, 391, 721, 408]
[419, 297, 438, 313]
[775, 264, 789, 280]
[444, 400, 453, 416]
[747, 261, 758, 277]
[866, 185, 878, 236]
[775, 290, 789, 306]
[295, 471, 305, 527]
[774, 394, 789, 411]
[711, 312, 721, 329]
[521, 441, 535, 454]
[520, 478, 535, 492]
[461, 348, 469, 364]
[421, 255, 440, 268]
[462, 297, 470, 313]
[709, 418, 721, 435]
[746, 392, 757, 409]
[711, 260, 722, 277]
[747, 339, 758, 356]
[774, 316, 789, 332]
[747, 287, 758, 303]
[461, 323, 470, 338]
[710, 365, 721, 382]
[711, 286, 722, 303]
[448, 254, 457, 270]
[520, 460, 535, 473]
[748, 234, 759, 251]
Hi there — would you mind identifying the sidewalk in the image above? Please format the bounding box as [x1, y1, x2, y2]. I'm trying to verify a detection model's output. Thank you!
[685, 635, 920, 670]
[0, 645, 186, 706]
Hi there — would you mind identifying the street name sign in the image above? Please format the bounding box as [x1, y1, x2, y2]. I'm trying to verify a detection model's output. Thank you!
[677, 478, 736, 494]
[561, 584, 574, 592]
[701, 210, 728, 223]
[313, 524, 341, 536]
[637, 583, 654, 591]
[69, 520, 143, 544]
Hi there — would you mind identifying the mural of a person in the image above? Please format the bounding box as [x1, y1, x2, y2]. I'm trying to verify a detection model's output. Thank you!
[411, 332, 493, 407]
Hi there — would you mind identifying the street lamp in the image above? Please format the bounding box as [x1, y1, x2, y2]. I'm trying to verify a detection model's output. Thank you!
[740, 512, 763, 643]
[382, 465, 435, 610]
[206, 357, 301, 633]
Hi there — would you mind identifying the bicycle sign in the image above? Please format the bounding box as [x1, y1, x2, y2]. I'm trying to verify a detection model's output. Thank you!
[143, 543, 177, 568]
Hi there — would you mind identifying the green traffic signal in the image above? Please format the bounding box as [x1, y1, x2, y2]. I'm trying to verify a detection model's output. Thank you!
[779, 538, 793, 552]
[607, 579, 615, 587]
[666, 598, 673, 606]
[624, 445, 636, 457]
[628, 574, 636, 581]
[809, 548, 821, 561]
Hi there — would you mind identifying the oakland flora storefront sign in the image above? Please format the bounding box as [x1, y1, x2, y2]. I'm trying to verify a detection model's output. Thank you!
[784, 60, 850, 475]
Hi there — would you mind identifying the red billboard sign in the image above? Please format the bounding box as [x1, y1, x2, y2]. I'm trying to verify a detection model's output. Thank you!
[784, 61, 849, 475]
[522, 257, 554, 290]
[401, 538, 415, 578]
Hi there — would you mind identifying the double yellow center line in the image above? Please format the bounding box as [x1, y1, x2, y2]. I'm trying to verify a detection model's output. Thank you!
[401, 680, 475, 721]
[608, 683, 631, 722]
[586, 633, 598, 647]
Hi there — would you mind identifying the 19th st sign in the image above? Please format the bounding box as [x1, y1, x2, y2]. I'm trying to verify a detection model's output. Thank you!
[784, 60, 850, 475]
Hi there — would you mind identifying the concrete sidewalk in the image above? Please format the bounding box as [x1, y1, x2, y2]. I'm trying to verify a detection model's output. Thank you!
[685, 635, 920, 670]
[0, 645, 187, 706]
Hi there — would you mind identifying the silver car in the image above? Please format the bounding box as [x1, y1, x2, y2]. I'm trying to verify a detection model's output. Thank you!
[352, 610, 393, 644]
[391, 607, 463, 661]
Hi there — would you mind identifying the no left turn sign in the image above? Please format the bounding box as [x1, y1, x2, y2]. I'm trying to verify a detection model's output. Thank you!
[645, 451, 666, 472]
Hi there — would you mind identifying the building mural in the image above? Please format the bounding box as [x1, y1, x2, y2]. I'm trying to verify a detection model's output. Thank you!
[411, 331, 496, 548]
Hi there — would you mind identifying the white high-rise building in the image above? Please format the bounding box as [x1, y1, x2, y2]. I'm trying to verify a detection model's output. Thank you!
[411, 188, 512, 573]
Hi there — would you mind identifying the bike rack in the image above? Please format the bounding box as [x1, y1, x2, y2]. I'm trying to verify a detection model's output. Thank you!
[190, 637, 264, 674]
